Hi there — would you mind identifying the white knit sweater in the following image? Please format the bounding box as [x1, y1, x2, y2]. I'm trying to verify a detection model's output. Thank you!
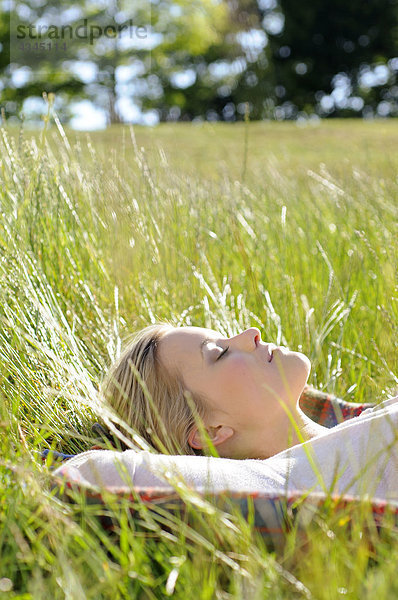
[54, 396, 398, 501]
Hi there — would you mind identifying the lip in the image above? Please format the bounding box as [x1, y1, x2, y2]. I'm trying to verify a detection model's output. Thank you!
[267, 343, 275, 362]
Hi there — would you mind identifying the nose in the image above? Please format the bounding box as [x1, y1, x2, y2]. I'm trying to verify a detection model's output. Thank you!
[229, 327, 261, 351]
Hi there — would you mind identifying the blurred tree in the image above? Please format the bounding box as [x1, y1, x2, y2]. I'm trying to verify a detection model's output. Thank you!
[264, 0, 398, 118]
[140, 0, 398, 120]
[0, 3, 86, 123]
[0, 0, 151, 124]
[138, 0, 261, 121]
[1, 0, 397, 123]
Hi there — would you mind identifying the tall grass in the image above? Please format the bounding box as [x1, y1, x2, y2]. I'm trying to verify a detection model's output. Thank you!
[0, 106, 398, 598]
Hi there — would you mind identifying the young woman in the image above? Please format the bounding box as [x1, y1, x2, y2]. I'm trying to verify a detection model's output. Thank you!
[55, 323, 398, 501]
[99, 323, 327, 459]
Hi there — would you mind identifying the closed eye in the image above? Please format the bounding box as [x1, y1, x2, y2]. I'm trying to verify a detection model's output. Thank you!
[216, 345, 229, 361]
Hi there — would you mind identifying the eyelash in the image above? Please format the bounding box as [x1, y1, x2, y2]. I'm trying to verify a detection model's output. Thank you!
[216, 345, 230, 360]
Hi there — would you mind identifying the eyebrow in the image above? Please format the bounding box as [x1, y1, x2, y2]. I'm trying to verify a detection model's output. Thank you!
[200, 337, 211, 360]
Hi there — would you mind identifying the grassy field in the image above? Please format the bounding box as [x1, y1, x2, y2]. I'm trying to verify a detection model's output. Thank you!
[1, 113, 398, 598]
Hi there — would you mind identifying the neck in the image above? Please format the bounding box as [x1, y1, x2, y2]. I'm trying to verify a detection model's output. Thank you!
[293, 400, 328, 444]
[251, 401, 329, 460]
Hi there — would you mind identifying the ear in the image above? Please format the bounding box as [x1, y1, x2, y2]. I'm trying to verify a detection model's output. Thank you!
[188, 424, 234, 450]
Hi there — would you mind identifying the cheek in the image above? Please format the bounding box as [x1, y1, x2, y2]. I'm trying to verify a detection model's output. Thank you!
[220, 357, 260, 397]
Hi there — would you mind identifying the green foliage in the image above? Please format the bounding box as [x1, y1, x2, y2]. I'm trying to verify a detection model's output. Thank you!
[109, 0, 398, 120]
[0, 0, 151, 123]
[2, 1, 397, 124]
[267, 0, 398, 117]
[0, 115, 398, 596]
[0, 4, 86, 120]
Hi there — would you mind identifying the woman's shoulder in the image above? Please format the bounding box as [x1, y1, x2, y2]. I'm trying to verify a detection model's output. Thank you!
[276, 393, 398, 460]
[350, 394, 398, 420]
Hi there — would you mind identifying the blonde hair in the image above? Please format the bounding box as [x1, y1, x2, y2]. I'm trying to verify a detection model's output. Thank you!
[100, 322, 209, 455]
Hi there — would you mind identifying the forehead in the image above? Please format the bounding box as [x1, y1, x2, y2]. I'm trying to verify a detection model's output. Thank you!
[161, 326, 218, 348]
[158, 326, 218, 369]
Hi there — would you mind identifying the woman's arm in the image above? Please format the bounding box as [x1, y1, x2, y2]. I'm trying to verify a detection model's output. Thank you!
[53, 448, 288, 494]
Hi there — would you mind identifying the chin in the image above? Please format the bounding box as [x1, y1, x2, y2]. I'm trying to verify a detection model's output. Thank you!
[296, 351, 311, 375]
[280, 346, 310, 365]
[293, 351, 311, 386]
[276, 349, 311, 394]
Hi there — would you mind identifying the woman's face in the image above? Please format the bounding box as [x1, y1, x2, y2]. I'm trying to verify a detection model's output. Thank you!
[158, 326, 311, 459]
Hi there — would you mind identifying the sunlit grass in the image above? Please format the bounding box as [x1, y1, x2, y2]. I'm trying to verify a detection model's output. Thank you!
[0, 108, 397, 598]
